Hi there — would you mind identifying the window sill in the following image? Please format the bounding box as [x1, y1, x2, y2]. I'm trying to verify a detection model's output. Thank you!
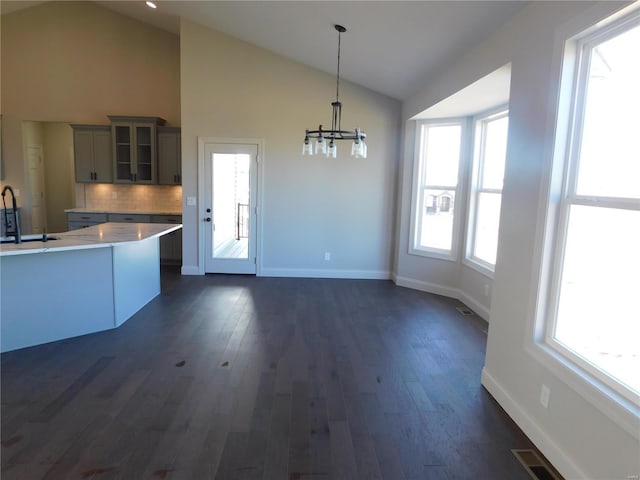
[408, 246, 457, 262]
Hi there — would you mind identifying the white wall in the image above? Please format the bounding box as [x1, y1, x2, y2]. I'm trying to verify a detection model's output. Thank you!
[180, 20, 401, 277]
[399, 2, 639, 479]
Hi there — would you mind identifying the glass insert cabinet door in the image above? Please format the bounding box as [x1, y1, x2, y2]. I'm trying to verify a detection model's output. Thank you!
[109, 116, 164, 184]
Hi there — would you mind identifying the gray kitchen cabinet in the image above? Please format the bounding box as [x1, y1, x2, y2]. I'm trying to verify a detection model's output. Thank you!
[151, 214, 182, 264]
[108, 213, 152, 223]
[157, 127, 181, 185]
[108, 116, 165, 184]
[71, 125, 113, 183]
[67, 212, 108, 230]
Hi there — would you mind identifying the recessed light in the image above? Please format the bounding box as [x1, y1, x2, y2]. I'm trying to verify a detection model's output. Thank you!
[145, 1, 157, 8]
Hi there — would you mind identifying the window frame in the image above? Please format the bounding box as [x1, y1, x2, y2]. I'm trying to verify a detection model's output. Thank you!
[409, 119, 468, 261]
[464, 106, 509, 277]
[540, 10, 640, 409]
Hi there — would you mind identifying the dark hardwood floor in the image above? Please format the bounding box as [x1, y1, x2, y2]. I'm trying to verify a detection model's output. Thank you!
[1, 267, 537, 479]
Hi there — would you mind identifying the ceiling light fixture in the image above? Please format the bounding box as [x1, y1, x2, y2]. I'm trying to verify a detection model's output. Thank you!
[302, 25, 367, 159]
[145, 1, 157, 9]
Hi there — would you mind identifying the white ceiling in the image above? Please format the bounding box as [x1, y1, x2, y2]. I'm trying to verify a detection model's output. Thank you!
[2, 1, 526, 101]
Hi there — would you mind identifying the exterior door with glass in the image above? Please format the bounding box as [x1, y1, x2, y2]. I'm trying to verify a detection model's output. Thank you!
[204, 142, 258, 274]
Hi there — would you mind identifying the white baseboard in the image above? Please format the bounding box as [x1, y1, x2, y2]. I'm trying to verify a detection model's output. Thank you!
[395, 275, 460, 298]
[481, 368, 589, 480]
[395, 275, 490, 322]
[458, 290, 490, 321]
[180, 265, 201, 276]
[260, 267, 391, 280]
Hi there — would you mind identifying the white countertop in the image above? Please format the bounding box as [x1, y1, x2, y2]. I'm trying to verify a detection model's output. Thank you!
[0, 222, 182, 257]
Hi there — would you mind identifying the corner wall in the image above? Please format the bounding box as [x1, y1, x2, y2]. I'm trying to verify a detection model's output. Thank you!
[399, 1, 639, 478]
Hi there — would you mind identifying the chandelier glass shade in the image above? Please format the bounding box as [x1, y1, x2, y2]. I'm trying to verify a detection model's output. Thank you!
[302, 25, 367, 159]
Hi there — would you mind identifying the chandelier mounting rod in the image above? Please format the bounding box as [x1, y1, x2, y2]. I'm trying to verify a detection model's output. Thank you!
[335, 24, 346, 103]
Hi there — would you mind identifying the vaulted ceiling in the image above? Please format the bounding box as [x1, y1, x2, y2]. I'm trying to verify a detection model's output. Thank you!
[2, 1, 526, 100]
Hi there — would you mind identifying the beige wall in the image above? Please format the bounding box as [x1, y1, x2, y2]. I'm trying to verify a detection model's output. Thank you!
[1, 1, 180, 232]
[43, 123, 75, 233]
[180, 20, 401, 276]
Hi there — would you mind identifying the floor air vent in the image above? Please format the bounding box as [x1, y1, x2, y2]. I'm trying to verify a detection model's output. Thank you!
[512, 449, 562, 480]
[456, 306, 475, 316]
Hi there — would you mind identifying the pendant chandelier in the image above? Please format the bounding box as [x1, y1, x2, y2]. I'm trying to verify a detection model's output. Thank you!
[302, 24, 367, 159]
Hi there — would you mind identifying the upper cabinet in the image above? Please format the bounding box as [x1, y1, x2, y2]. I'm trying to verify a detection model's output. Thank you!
[108, 116, 165, 184]
[157, 127, 181, 185]
[71, 125, 113, 183]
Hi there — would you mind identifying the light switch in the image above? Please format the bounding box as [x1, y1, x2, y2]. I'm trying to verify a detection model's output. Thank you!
[186, 196, 196, 206]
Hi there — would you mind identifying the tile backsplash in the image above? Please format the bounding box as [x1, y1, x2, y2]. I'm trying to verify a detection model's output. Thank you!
[78, 184, 182, 212]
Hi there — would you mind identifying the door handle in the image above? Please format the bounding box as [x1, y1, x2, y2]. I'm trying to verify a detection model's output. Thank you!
[204, 217, 211, 222]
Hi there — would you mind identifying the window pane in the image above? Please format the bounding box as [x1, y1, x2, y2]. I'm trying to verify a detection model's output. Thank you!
[418, 189, 456, 251]
[481, 116, 508, 190]
[555, 205, 640, 393]
[422, 125, 461, 186]
[576, 23, 640, 199]
[473, 192, 502, 265]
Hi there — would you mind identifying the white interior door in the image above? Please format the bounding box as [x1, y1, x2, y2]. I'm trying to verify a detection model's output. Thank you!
[204, 142, 258, 274]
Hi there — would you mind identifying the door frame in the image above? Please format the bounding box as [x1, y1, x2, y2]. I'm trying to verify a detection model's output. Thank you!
[197, 137, 264, 275]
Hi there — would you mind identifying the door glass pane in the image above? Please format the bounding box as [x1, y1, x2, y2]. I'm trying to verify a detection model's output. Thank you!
[115, 126, 131, 181]
[212, 153, 250, 259]
[136, 126, 152, 181]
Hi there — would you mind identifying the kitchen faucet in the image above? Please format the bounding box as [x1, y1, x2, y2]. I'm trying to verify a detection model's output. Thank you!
[1, 185, 22, 244]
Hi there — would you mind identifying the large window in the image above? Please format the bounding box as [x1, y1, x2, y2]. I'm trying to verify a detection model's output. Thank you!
[544, 12, 640, 404]
[466, 109, 508, 273]
[410, 121, 464, 259]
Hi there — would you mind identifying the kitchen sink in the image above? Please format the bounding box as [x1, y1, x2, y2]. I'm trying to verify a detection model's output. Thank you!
[0, 234, 59, 244]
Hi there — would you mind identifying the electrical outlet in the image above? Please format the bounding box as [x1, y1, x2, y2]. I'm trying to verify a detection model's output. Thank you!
[540, 384, 550, 409]
[186, 196, 196, 206]
[324, 252, 331, 261]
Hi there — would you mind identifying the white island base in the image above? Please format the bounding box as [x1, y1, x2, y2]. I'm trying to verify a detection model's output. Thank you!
[0, 223, 180, 353]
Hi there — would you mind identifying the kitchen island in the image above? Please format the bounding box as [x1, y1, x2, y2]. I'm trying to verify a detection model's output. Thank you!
[0, 222, 181, 352]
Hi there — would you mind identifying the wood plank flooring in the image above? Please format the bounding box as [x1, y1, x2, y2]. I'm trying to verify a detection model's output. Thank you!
[1, 268, 538, 479]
